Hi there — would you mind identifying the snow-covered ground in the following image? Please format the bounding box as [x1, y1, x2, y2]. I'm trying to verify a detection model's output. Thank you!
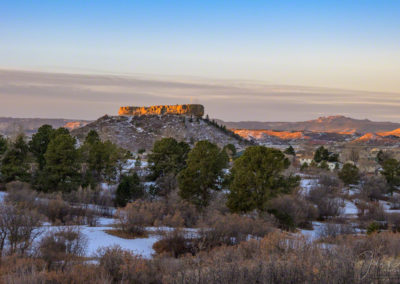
[342, 200, 358, 216]
[299, 178, 317, 196]
[82, 226, 158, 258]
[0, 191, 159, 258]
[124, 159, 149, 170]
[40, 218, 160, 258]
[299, 222, 325, 241]
[0, 191, 6, 202]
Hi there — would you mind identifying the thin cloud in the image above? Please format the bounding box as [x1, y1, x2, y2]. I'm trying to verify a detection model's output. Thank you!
[1, 69, 400, 122]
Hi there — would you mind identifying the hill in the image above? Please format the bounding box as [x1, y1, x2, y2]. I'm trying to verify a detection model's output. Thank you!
[0, 117, 90, 137]
[217, 115, 400, 134]
[72, 115, 248, 153]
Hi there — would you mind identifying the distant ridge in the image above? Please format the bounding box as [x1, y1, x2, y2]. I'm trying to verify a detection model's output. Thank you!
[217, 115, 400, 134]
[0, 117, 91, 136]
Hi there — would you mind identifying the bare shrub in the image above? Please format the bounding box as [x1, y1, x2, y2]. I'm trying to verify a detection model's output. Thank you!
[155, 173, 178, 197]
[5, 231, 400, 282]
[308, 187, 343, 219]
[359, 175, 388, 201]
[357, 201, 387, 225]
[318, 173, 341, 192]
[4, 182, 37, 209]
[0, 256, 110, 283]
[389, 194, 400, 209]
[153, 229, 193, 257]
[63, 186, 115, 216]
[387, 213, 400, 232]
[96, 245, 128, 282]
[96, 245, 158, 283]
[0, 256, 47, 283]
[0, 204, 42, 256]
[115, 203, 147, 237]
[117, 191, 199, 229]
[318, 222, 356, 240]
[196, 213, 273, 252]
[349, 232, 400, 258]
[5, 181, 31, 192]
[268, 194, 318, 230]
[34, 195, 98, 226]
[37, 227, 87, 270]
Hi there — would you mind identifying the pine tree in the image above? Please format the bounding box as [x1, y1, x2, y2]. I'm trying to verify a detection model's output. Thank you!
[29, 124, 54, 169]
[227, 146, 300, 213]
[39, 133, 80, 192]
[338, 163, 360, 185]
[284, 145, 295, 156]
[178, 141, 228, 209]
[0, 134, 30, 182]
[0, 135, 7, 156]
[381, 158, 400, 194]
[148, 138, 190, 181]
[115, 173, 143, 207]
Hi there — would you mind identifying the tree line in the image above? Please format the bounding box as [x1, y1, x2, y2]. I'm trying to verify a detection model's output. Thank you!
[0, 125, 130, 193]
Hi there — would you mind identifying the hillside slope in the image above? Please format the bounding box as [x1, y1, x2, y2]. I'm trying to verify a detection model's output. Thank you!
[72, 115, 248, 153]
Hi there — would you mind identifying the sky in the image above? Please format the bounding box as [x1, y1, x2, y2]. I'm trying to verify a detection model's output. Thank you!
[1, 1, 400, 121]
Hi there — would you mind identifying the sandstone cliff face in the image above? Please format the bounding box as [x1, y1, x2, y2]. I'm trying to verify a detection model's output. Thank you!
[118, 104, 204, 117]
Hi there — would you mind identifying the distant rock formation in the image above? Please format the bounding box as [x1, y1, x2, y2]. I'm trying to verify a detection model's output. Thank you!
[118, 104, 204, 117]
[217, 115, 400, 134]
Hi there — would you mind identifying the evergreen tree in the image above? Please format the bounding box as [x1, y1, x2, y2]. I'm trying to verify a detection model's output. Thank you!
[115, 173, 143, 207]
[148, 138, 190, 181]
[80, 131, 128, 187]
[38, 133, 80, 192]
[338, 163, 360, 185]
[377, 150, 392, 165]
[314, 146, 338, 163]
[29, 124, 54, 169]
[51, 127, 70, 138]
[0, 135, 7, 156]
[284, 145, 295, 156]
[227, 146, 300, 213]
[178, 141, 228, 209]
[84, 129, 101, 145]
[313, 146, 329, 163]
[319, 160, 329, 170]
[300, 162, 309, 171]
[0, 134, 30, 182]
[381, 158, 400, 194]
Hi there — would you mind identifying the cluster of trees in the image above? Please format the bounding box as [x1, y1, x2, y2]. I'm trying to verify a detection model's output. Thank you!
[0, 126, 129, 193]
[300, 146, 340, 172]
[378, 152, 400, 194]
[313, 146, 339, 163]
[144, 137, 300, 215]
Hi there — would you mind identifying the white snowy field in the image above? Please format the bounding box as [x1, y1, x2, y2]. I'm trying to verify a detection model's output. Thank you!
[0, 190, 160, 258]
[39, 218, 160, 259]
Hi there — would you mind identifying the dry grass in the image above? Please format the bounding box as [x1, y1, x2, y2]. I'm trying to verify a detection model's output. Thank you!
[104, 229, 148, 239]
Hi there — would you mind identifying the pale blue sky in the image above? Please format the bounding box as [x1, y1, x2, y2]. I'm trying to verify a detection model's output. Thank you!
[1, 1, 399, 91]
[1, 1, 400, 120]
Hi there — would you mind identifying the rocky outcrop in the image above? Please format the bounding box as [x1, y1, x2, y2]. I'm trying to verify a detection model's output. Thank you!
[118, 104, 204, 117]
[72, 114, 247, 153]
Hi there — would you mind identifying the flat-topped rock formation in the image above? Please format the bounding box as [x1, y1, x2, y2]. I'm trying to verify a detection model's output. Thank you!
[119, 104, 204, 117]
